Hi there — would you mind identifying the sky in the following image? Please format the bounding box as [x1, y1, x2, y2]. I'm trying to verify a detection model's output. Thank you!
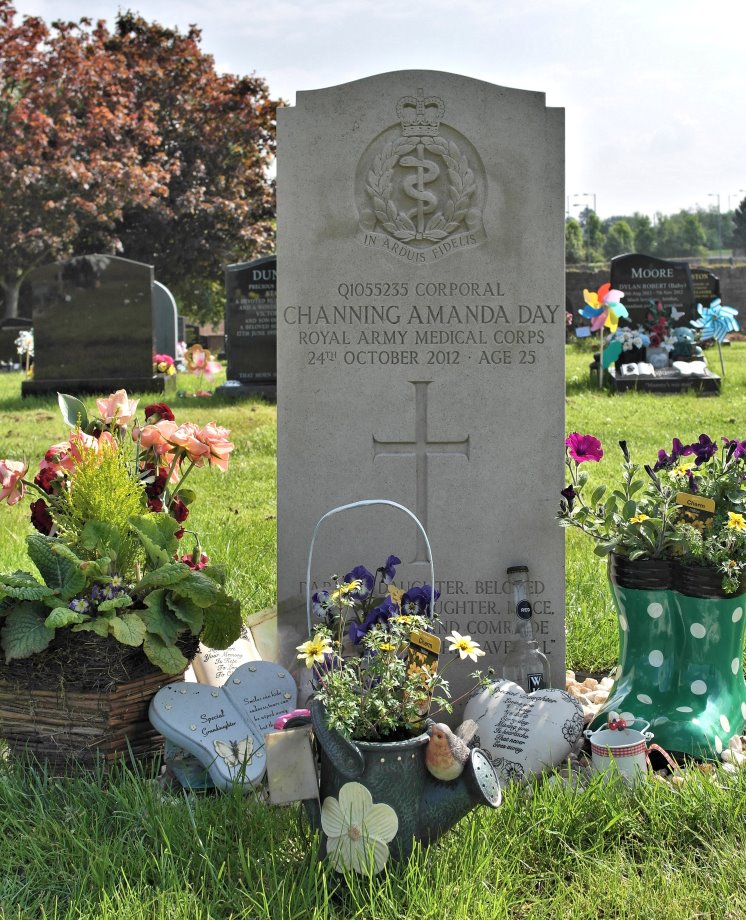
[17, 0, 746, 220]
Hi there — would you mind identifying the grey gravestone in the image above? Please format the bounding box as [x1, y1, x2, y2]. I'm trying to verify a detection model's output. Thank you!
[690, 267, 720, 308]
[22, 254, 170, 396]
[610, 253, 694, 325]
[216, 255, 277, 398]
[153, 281, 178, 359]
[0, 316, 32, 369]
[277, 72, 566, 716]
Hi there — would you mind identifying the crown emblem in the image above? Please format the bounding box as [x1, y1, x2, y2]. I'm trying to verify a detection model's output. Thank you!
[396, 88, 445, 137]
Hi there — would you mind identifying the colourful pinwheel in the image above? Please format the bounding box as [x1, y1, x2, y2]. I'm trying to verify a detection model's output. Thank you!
[691, 298, 740, 343]
[581, 283, 628, 334]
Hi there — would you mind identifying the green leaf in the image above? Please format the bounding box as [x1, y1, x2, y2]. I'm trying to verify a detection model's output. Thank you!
[201, 592, 242, 649]
[628, 480, 646, 496]
[622, 500, 638, 520]
[170, 570, 220, 608]
[140, 589, 181, 645]
[109, 613, 147, 647]
[166, 594, 204, 634]
[143, 634, 188, 675]
[97, 594, 133, 612]
[577, 469, 589, 488]
[593, 543, 616, 557]
[72, 617, 111, 637]
[201, 565, 226, 587]
[173, 488, 196, 506]
[134, 562, 190, 592]
[128, 514, 180, 567]
[58, 393, 89, 429]
[0, 571, 55, 602]
[26, 534, 86, 600]
[1, 602, 54, 663]
[80, 520, 125, 563]
[44, 607, 89, 628]
[590, 484, 607, 506]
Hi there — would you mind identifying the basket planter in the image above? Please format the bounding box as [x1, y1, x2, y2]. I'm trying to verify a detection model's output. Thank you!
[591, 554, 746, 760]
[0, 628, 195, 770]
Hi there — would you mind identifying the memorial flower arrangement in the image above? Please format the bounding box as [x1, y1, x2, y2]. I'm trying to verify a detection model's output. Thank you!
[558, 432, 746, 593]
[153, 353, 176, 376]
[0, 391, 242, 672]
[184, 344, 222, 382]
[301, 556, 485, 741]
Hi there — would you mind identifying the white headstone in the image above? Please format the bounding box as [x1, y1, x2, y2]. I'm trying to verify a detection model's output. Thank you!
[277, 71, 566, 716]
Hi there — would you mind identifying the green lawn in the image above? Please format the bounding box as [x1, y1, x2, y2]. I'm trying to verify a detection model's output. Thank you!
[2, 352, 746, 918]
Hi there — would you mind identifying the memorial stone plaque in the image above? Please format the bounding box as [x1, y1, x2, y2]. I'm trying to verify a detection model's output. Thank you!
[690, 267, 720, 308]
[610, 253, 694, 325]
[153, 281, 178, 358]
[277, 72, 566, 716]
[223, 255, 277, 390]
[22, 254, 166, 396]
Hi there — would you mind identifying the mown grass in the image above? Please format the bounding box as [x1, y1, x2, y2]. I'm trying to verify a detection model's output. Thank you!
[1, 350, 746, 918]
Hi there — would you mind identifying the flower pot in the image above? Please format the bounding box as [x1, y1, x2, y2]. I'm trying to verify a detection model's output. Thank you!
[592, 555, 746, 759]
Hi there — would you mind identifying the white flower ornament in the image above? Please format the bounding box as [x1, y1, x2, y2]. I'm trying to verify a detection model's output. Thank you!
[321, 781, 398, 875]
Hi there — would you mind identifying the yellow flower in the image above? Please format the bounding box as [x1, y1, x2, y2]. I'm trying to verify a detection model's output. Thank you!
[726, 512, 746, 532]
[330, 579, 362, 604]
[629, 514, 650, 524]
[296, 635, 333, 669]
[673, 465, 691, 477]
[446, 630, 486, 662]
[378, 642, 396, 652]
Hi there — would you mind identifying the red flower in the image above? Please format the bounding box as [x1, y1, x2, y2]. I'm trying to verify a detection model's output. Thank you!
[143, 402, 175, 423]
[171, 497, 189, 523]
[180, 552, 210, 570]
[30, 498, 53, 535]
[565, 433, 603, 463]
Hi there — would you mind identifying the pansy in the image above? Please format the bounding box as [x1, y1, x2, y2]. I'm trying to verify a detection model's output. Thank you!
[343, 565, 375, 602]
[381, 555, 401, 585]
[685, 434, 717, 467]
[349, 596, 399, 645]
[565, 433, 603, 464]
[312, 590, 332, 618]
[400, 585, 439, 618]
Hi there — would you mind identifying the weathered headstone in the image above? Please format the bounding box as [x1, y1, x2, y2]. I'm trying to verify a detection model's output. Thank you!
[277, 72, 566, 715]
[217, 255, 277, 398]
[690, 267, 720, 308]
[610, 253, 694, 325]
[153, 281, 178, 359]
[22, 254, 169, 396]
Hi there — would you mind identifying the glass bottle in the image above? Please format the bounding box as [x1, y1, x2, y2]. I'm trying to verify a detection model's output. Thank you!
[501, 565, 550, 692]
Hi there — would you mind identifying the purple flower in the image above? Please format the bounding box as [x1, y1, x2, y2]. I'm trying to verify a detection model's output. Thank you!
[69, 597, 90, 614]
[349, 596, 399, 644]
[565, 433, 603, 464]
[400, 585, 440, 618]
[686, 469, 698, 493]
[686, 434, 717, 467]
[343, 565, 375, 602]
[560, 484, 576, 511]
[381, 555, 401, 585]
[311, 590, 331, 618]
[722, 437, 746, 461]
[654, 437, 688, 472]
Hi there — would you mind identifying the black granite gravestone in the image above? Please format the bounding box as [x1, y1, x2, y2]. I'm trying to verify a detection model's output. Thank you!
[610, 253, 694, 326]
[217, 255, 276, 398]
[690, 267, 720, 308]
[21, 254, 169, 397]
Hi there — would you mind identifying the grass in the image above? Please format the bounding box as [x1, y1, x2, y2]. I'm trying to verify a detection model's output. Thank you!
[2, 350, 746, 917]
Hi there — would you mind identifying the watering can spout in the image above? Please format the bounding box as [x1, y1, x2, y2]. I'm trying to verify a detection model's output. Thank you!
[418, 748, 502, 845]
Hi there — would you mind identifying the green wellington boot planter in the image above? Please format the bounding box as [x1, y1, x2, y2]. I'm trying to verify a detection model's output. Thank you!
[592, 554, 746, 760]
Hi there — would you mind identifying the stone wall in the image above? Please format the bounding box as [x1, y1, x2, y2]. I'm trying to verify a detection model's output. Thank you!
[567, 263, 746, 322]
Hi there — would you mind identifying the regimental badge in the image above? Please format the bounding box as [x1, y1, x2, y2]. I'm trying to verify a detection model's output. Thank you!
[355, 89, 487, 263]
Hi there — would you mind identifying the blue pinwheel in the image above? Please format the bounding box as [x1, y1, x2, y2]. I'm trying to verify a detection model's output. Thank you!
[691, 298, 740, 343]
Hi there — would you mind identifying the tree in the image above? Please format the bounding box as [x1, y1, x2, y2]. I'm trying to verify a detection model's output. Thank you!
[629, 213, 655, 254]
[0, 2, 168, 317]
[733, 195, 746, 252]
[565, 218, 584, 264]
[585, 210, 605, 262]
[0, 4, 278, 322]
[603, 219, 635, 259]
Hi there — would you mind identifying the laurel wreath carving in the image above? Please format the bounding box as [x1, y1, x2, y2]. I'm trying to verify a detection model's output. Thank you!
[365, 135, 477, 243]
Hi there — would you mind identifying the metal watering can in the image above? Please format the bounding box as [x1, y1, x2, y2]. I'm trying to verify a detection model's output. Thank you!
[584, 714, 671, 783]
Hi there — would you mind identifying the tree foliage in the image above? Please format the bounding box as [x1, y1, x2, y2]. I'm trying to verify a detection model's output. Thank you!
[733, 196, 746, 251]
[565, 218, 584, 264]
[0, 3, 278, 322]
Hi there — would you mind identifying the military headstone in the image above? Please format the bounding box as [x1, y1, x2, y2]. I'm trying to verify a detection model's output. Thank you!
[277, 72, 566, 716]
[22, 254, 169, 396]
[690, 267, 720, 308]
[610, 253, 694, 325]
[218, 255, 277, 397]
[153, 281, 178, 359]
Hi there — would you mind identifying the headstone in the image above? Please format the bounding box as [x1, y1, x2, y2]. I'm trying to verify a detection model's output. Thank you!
[610, 253, 694, 326]
[277, 72, 566, 717]
[690, 267, 720, 308]
[21, 254, 170, 397]
[217, 255, 277, 398]
[153, 281, 178, 359]
[0, 316, 32, 369]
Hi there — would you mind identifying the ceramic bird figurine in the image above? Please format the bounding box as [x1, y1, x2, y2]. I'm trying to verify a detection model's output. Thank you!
[425, 722, 472, 781]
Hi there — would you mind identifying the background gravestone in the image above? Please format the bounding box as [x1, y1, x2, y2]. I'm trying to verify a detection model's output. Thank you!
[690, 267, 720, 308]
[610, 253, 694, 325]
[22, 254, 168, 397]
[277, 72, 566, 715]
[0, 317, 32, 369]
[217, 255, 277, 398]
[153, 281, 178, 359]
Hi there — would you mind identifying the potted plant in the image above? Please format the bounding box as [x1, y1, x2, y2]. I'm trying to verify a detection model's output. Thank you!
[299, 556, 501, 876]
[0, 391, 242, 767]
[558, 431, 746, 759]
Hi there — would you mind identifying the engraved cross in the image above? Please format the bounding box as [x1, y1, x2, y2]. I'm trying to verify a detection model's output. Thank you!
[373, 380, 470, 563]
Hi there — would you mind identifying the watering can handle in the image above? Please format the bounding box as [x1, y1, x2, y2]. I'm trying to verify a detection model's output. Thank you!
[305, 499, 436, 637]
[645, 742, 681, 774]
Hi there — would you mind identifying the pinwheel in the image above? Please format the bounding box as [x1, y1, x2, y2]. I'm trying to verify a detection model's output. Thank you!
[581, 283, 628, 381]
[691, 297, 741, 376]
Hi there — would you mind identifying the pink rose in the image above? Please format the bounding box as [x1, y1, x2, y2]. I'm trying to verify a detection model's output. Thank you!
[169, 422, 211, 466]
[197, 423, 234, 472]
[96, 389, 139, 427]
[0, 459, 28, 506]
[138, 420, 178, 455]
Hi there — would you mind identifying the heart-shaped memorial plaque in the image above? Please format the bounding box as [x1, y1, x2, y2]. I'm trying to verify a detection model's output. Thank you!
[149, 661, 298, 791]
[464, 679, 584, 784]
